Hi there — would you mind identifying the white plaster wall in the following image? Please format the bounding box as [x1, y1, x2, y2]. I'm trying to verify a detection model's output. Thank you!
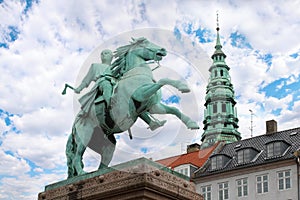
[196, 164, 298, 200]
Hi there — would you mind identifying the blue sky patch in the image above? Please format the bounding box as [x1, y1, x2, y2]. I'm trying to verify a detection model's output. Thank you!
[259, 78, 286, 99]
[173, 27, 181, 40]
[140, 147, 148, 153]
[260, 76, 300, 99]
[22, 0, 39, 14]
[0, 26, 20, 49]
[271, 108, 282, 116]
[194, 27, 213, 43]
[0, 43, 8, 48]
[0, 109, 21, 134]
[4, 150, 14, 157]
[230, 31, 252, 49]
[176, 23, 213, 44]
[183, 23, 193, 34]
[0, 109, 13, 126]
[7, 26, 19, 42]
[290, 53, 298, 59]
[161, 95, 180, 104]
[25, 158, 41, 177]
[260, 75, 300, 111]
[256, 51, 273, 67]
[4, 117, 11, 126]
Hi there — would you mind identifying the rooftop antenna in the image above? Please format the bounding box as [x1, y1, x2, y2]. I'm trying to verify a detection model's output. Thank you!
[249, 109, 255, 137]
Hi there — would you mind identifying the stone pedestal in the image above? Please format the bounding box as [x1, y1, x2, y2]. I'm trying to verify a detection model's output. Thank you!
[38, 158, 203, 200]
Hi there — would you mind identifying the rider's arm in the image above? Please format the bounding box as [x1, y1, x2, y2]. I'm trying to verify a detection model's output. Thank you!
[75, 64, 96, 93]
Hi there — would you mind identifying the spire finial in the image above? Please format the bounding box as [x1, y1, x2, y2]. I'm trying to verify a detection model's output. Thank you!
[213, 10, 225, 57]
[216, 10, 220, 31]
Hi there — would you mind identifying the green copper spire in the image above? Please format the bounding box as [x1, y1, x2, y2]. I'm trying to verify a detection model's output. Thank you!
[200, 16, 241, 149]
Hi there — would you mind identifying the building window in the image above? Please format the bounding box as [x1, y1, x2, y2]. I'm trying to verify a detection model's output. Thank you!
[218, 182, 229, 200]
[266, 141, 289, 158]
[175, 167, 189, 176]
[278, 170, 291, 190]
[237, 178, 248, 197]
[220, 70, 224, 76]
[222, 103, 226, 112]
[215, 70, 218, 77]
[237, 148, 258, 164]
[237, 149, 250, 164]
[211, 155, 230, 170]
[213, 104, 217, 113]
[201, 185, 212, 200]
[211, 156, 222, 170]
[257, 174, 268, 194]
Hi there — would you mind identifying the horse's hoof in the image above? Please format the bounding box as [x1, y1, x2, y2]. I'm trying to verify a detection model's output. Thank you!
[178, 84, 190, 93]
[148, 120, 167, 131]
[180, 88, 190, 93]
[77, 170, 87, 176]
[187, 121, 199, 130]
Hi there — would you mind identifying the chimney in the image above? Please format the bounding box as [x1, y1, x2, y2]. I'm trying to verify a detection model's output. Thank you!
[187, 143, 200, 153]
[266, 120, 277, 135]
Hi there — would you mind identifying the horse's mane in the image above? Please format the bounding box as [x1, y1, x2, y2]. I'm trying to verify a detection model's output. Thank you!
[111, 37, 147, 78]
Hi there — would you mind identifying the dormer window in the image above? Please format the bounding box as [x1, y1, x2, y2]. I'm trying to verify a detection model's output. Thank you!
[237, 147, 259, 164]
[266, 141, 289, 158]
[211, 154, 231, 170]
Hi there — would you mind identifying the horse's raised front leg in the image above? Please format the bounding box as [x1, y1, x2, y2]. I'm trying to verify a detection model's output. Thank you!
[157, 78, 190, 93]
[132, 83, 162, 102]
[132, 78, 190, 102]
[149, 103, 199, 130]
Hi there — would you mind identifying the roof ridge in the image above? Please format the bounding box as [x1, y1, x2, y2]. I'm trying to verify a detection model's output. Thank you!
[227, 126, 300, 145]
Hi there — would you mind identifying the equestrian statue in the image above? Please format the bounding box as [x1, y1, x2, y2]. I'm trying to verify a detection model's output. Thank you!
[63, 37, 199, 178]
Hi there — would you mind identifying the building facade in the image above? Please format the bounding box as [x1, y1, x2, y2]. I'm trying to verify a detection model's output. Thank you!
[200, 25, 241, 149]
[193, 122, 300, 200]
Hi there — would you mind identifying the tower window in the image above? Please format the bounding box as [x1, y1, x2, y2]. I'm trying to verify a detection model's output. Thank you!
[220, 70, 224, 76]
[222, 104, 226, 112]
[215, 70, 217, 77]
[213, 104, 217, 113]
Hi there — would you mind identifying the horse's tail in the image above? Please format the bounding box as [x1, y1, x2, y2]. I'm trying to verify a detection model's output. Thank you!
[65, 127, 76, 178]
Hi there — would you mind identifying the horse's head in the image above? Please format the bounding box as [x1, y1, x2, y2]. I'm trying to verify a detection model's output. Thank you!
[130, 37, 167, 62]
[112, 37, 167, 78]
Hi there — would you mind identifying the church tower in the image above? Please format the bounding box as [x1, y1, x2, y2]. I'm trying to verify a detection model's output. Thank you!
[200, 18, 241, 149]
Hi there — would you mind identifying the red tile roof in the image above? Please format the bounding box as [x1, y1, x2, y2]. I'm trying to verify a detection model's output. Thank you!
[156, 143, 218, 169]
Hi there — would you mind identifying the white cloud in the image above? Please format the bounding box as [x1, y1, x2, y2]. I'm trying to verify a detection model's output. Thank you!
[0, 1, 24, 40]
[2, 132, 67, 169]
[0, 148, 30, 176]
[278, 100, 300, 129]
[0, 173, 65, 200]
[1, 0, 300, 199]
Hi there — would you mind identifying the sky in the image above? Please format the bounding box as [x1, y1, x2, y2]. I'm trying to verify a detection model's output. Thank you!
[1, 0, 300, 199]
